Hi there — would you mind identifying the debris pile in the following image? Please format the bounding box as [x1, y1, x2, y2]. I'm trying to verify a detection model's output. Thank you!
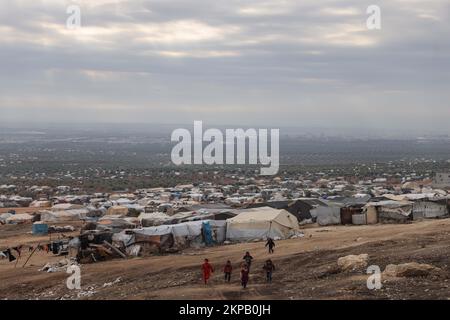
[39, 258, 78, 273]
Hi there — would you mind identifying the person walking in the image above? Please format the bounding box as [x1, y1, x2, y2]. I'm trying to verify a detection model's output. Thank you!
[265, 238, 275, 254]
[201, 258, 214, 285]
[223, 260, 232, 283]
[263, 259, 276, 283]
[240, 263, 250, 289]
[242, 251, 253, 271]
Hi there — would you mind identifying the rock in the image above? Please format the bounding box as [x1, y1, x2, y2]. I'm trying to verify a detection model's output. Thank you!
[290, 232, 305, 239]
[103, 277, 121, 288]
[383, 262, 440, 278]
[39, 263, 52, 272]
[337, 254, 369, 272]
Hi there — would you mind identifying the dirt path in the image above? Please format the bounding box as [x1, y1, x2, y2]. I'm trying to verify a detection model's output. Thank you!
[1, 219, 450, 300]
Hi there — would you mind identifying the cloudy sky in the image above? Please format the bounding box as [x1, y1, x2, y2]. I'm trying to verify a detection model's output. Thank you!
[1, 0, 449, 132]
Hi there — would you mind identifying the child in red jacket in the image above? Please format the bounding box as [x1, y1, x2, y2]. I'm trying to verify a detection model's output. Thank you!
[202, 259, 214, 285]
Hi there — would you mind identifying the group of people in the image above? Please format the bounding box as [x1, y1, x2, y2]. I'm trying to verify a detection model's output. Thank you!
[0, 245, 23, 262]
[201, 237, 277, 289]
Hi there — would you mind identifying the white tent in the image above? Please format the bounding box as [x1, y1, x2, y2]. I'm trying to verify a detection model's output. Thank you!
[226, 207, 299, 241]
[0, 213, 13, 224]
[40, 209, 88, 222]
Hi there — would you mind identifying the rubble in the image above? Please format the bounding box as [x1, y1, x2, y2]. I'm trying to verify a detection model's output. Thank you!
[39, 258, 78, 273]
[103, 277, 122, 288]
[48, 225, 76, 233]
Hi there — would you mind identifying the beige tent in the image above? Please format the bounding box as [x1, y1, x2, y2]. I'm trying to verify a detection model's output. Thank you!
[51, 203, 84, 211]
[106, 205, 129, 217]
[6, 213, 34, 224]
[226, 207, 299, 241]
[30, 200, 51, 208]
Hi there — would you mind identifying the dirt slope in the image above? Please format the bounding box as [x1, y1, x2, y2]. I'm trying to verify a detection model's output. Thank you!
[1, 219, 450, 300]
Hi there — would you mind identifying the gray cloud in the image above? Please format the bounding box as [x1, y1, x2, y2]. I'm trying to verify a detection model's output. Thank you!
[0, 0, 449, 134]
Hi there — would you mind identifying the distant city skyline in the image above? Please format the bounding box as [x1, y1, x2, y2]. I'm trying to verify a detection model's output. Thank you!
[1, 0, 449, 132]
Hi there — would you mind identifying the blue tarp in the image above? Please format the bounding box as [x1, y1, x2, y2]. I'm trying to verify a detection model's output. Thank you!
[202, 221, 213, 245]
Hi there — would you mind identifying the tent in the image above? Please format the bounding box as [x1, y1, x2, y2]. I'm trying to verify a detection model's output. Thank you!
[0, 213, 12, 224]
[106, 206, 129, 217]
[51, 203, 84, 211]
[5, 213, 34, 224]
[139, 212, 171, 227]
[97, 217, 137, 232]
[132, 220, 226, 249]
[29, 200, 51, 208]
[226, 207, 299, 241]
[40, 209, 88, 222]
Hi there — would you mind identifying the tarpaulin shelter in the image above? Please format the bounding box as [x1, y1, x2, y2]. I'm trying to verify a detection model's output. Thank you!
[131, 220, 226, 249]
[313, 201, 343, 226]
[40, 209, 88, 222]
[363, 200, 413, 223]
[412, 199, 448, 219]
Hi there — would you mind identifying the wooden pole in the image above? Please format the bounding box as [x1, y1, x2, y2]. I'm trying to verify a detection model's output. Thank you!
[22, 242, 40, 268]
[14, 254, 20, 268]
[102, 240, 127, 259]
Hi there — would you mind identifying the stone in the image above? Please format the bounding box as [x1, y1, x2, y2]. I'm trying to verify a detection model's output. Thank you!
[383, 262, 440, 277]
[337, 254, 369, 272]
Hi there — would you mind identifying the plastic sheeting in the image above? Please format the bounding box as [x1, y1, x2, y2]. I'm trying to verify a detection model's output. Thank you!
[40, 209, 89, 222]
[314, 206, 341, 226]
[412, 201, 448, 219]
[132, 220, 226, 247]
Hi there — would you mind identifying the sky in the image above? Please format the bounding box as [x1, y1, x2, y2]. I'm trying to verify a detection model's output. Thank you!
[0, 0, 449, 133]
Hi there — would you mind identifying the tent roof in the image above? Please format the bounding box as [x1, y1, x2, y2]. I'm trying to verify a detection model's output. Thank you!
[228, 207, 299, 228]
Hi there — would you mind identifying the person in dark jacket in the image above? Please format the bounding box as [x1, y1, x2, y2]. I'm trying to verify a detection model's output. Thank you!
[265, 238, 275, 254]
[240, 263, 250, 289]
[263, 259, 275, 283]
[223, 260, 232, 283]
[243, 251, 253, 271]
